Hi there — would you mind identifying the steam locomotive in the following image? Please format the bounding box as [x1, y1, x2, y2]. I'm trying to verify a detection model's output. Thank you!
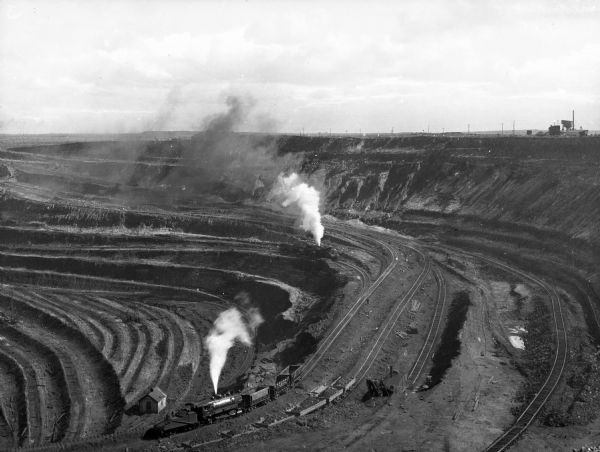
[145, 365, 301, 438]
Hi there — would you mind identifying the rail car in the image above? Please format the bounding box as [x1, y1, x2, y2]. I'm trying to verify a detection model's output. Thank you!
[271, 364, 300, 397]
[242, 386, 270, 411]
[288, 376, 356, 416]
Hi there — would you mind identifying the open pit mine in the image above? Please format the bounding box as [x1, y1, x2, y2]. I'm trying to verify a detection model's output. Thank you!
[0, 133, 599, 451]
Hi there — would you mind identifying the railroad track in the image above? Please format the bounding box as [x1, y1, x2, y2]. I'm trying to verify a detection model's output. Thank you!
[405, 264, 447, 387]
[353, 256, 431, 382]
[0, 266, 229, 305]
[294, 227, 399, 381]
[0, 196, 441, 447]
[483, 271, 567, 452]
[332, 261, 444, 449]
[294, 219, 437, 388]
[429, 244, 568, 452]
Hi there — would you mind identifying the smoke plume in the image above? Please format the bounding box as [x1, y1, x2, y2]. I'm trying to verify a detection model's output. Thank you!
[269, 172, 325, 246]
[205, 302, 263, 394]
[147, 86, 183, 131]
[200, 95, 251, 133]
[155, 94, 297, 200]
[235, 292, 264, 330]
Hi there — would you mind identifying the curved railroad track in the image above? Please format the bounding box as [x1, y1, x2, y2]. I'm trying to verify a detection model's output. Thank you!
[483, 269, 567, 452]
[405, 264, 447, 388]
[353, 255, 431, 382]
[0, 191, 446, 447]
[294, 226, 399, 381]
[294, 220, 436, 387]
[333, 259, 445, 449]
[430, 244, 568, 452]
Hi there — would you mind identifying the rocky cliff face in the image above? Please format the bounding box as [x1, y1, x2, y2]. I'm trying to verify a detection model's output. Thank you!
[290, 135, 600, 322]
[6, 134, 599, 245]
[278, 136, 600, 246]
[5, 134, 599, 245]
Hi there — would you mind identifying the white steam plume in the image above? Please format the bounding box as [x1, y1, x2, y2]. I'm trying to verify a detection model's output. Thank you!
[247, 307, 264, 330]
[270, 172, 325, 246]
[205, 307, 263, 394]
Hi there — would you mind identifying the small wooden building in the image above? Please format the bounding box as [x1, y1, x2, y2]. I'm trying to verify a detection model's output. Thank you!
[138, 387, 167, 414]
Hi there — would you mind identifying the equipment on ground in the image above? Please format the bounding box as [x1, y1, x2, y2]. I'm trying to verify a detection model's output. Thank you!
[366, 379, 394, 397]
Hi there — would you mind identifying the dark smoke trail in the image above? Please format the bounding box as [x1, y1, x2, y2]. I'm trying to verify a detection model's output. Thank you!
[148, 86, 183, 131]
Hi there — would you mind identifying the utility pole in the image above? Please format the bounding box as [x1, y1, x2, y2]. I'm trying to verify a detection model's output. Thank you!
[501, 123, 504, 136]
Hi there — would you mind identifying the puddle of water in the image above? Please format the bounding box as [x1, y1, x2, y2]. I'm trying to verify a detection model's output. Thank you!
[509, 335, 525, 350]
[512, 283, 530, 299]
[508, 326, 527, 334]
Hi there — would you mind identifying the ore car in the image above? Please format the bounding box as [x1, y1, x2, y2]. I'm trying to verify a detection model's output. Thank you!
[270, 364, 301, 398]
[242, 386, 270, 411]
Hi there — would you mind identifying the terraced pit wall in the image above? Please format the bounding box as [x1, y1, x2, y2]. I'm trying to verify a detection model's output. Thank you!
[276, 135, 600, 289]
[4, 134, 598, 303]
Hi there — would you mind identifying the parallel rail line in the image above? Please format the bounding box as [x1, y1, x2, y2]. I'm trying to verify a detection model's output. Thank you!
[2, 201, 435, 448]
[294, 226, 399, 381]
[484, 276, 567, 452]
[406, 265, 447, 387]
[353, 257, 431, 382]
[429, 244, 568, 452]
[294, 220, 438, 389]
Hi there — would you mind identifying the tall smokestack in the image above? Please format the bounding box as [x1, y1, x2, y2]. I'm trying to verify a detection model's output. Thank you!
[573, 110, 575, 130]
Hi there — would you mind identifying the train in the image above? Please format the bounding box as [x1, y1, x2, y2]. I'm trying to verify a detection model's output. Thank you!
[145, 365, 301, 439]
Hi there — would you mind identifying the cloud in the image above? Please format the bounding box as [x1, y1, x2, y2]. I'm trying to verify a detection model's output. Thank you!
[1, 0, 599, 133]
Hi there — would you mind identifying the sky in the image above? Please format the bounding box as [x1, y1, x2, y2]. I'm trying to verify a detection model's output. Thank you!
[0, 0, 599, 134]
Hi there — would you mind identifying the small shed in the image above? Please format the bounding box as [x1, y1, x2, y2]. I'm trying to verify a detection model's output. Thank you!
[138, 387, 167, 414]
